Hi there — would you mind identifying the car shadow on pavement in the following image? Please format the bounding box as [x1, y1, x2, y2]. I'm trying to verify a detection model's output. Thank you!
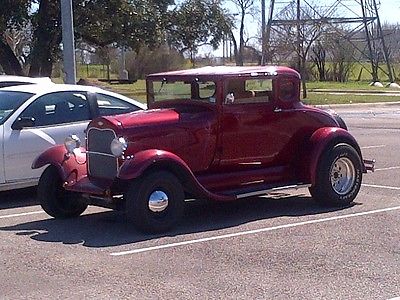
[0, 187, 38, 209]
[0, 192, 358, 248]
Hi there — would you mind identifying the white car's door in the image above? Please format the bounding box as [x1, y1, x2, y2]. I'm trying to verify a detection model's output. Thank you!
[0, 125, 4, 184]
[3, 91, 91, 183]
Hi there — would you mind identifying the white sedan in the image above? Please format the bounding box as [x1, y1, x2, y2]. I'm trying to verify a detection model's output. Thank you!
[0, 84, 145, 191]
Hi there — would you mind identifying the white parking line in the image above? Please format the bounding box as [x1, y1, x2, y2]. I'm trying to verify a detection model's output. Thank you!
[0, 211, 44, 220]
[110, 205, 400, 256]
[362, 183, 400, 191]
[361, 145, 386, 149]
[374, 166, 400, 172]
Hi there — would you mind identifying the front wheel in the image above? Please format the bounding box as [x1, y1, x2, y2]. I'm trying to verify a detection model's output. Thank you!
[38, 165, 87, 218]
[125, 171, 185, 233]
[310, 143, 363, 206]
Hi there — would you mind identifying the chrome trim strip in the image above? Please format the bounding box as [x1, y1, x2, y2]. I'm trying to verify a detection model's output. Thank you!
[236, 184, 312, 199]
[84, 151, 115, 158]
[0, 179, 38, 192]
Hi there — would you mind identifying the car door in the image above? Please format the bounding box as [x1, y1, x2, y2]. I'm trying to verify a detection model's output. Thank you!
[3, 91, 92, 183]
[220, 78, 292, 168]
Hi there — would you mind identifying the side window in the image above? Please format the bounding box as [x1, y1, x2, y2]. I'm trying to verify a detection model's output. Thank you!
[97, 93, 140, 116]
[19, 91, 90, 127]
[279, 79, 296, 101]
[198, 82, 215, 98]
[225, 79, 272, 104]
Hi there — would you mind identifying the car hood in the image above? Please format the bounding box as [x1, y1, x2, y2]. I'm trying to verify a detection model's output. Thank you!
[103, 108, 180, 129]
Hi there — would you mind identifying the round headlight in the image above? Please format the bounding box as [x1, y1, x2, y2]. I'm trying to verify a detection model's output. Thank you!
[111, 137, 128, 157]
[64, 135, 81, 154]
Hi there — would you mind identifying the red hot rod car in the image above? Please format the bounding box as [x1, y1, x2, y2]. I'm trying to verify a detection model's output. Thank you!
[33, 66, 374, 232]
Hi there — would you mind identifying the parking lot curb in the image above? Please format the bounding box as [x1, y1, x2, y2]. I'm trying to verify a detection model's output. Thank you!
[315, 101, 400, 109]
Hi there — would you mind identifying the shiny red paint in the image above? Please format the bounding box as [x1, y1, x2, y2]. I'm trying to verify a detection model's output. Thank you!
[307, 127, 363, 184]
[32, 145, 89, 189]
[33, 66, 367, 202]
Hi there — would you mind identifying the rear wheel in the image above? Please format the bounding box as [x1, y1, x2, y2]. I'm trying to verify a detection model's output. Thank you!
[125, 171, 184, 233]
[310, 143, 362, 206]
[38, 166, 87, 218]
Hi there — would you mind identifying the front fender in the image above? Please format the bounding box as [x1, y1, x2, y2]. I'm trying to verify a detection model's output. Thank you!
[118, 149, 234, 202]
[307, 127, 363, 185]
[32, 145, 88, 184]
[118, 149, 191, 180]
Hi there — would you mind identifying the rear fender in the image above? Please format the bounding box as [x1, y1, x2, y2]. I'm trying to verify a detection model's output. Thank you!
[32, 145, 88, 183]
[118, 149, 234, 201]
[305, 127, 363, 185]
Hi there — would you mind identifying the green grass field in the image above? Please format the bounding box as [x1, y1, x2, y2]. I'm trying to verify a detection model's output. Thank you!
[302, 93, 400, 105]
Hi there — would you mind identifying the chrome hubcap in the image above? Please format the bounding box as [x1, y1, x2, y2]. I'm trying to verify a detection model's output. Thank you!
[148, 190, 169, 212]
[330, 157, 356, 195]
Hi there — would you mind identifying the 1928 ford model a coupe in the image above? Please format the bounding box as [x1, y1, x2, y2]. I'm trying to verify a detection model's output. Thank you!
[33, 66, 374, 233]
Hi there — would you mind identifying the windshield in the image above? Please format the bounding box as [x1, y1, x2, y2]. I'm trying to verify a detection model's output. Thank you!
[150, 80, 216, 104]
[0, 91, 34, 125]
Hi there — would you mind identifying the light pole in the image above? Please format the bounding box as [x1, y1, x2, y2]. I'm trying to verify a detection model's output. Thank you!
[61, 0, 76, 84]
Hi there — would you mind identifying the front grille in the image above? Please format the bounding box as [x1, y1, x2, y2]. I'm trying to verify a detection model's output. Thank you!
[87, 128, 118, 179]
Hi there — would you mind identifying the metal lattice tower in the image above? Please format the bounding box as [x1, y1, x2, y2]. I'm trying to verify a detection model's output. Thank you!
[263, 0, 394, 82]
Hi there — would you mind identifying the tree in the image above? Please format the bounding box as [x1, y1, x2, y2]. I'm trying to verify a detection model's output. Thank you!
[0, 0, 173, 76]
[311, 41, 327, 81]
[229, 0, 255, 66]
[0, 0, 31, 75]
[28, 0, 62, 76]
[74, 0, 171, 50]
[167, 0, 232, 66]
[330, 38, 355, 82]
[269, 1, 327, 97]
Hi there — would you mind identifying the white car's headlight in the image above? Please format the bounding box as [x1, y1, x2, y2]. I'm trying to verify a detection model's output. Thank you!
[64, 135, 81, 154]
[111, 137, 128, 157]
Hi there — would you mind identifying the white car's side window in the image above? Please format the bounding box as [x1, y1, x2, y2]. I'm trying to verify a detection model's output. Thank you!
[19, 91, 91, 127]
[97, 93, 140, 116]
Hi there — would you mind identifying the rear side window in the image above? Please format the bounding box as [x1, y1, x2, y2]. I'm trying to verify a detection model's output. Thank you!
[0, 91, 33, 124]
[279, 79, 296, 101]
[97, 93, 141, 116]
[226, 79, 272, 104]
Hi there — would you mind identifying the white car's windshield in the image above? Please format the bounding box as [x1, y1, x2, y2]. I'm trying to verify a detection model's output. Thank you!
[0, 91, 34, 124]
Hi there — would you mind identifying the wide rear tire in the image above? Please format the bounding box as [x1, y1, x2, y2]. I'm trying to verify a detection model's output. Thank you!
[125, 171, 184, 233]
[310, 143, 363, 206]
[38, 166, 87, 218]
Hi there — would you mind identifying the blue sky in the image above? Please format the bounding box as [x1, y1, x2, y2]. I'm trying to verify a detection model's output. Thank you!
[379, 0, 400, 23]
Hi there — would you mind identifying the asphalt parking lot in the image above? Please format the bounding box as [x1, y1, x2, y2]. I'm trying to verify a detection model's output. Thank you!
[0, 104, 399, 299]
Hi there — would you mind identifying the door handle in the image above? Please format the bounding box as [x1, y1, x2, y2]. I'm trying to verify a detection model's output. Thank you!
[274, 107, 282, 113]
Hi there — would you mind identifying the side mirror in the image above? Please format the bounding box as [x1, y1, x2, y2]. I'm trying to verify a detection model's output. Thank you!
[11, 117, 35, 130]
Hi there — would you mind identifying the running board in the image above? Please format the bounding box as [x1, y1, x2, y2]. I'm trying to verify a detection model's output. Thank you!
[236, 184, 311, 199]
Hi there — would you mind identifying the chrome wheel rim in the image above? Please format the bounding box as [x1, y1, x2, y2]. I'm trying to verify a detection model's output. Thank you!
[330, 157, 356, 195]
[148, 190, 169, 212]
